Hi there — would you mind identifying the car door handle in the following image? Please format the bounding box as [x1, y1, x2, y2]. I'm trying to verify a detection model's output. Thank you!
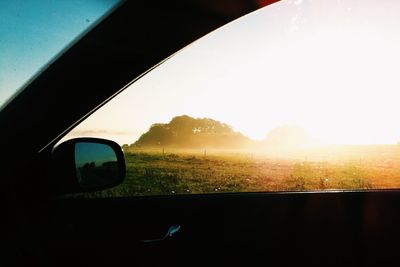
[142, 225, 182, 243]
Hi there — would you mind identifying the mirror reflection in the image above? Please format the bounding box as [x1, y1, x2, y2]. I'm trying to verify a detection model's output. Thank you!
[74, 142, 119, 188]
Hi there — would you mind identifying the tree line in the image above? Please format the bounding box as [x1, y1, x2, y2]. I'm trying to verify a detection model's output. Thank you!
[132, 115, 251, 149]
[129, 115, 310, 150]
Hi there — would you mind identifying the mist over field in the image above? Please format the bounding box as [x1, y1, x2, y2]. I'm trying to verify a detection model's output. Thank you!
[125, 115, 316, 152]
[124, 114, 400, 160]
[74, 115, 400, 198]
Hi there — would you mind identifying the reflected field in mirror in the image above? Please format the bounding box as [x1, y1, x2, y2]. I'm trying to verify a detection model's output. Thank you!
[75, 142, 119, 188]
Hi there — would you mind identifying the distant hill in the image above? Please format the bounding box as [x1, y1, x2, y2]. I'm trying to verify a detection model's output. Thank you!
[133, 115, 251, 149]
[262, 125, 310, 149]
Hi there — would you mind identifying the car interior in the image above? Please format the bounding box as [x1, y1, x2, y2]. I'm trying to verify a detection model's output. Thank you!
[1, 0, 400, 266]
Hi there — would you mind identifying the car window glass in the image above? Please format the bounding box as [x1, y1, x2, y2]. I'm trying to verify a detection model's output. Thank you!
[62, 0, 400, 197]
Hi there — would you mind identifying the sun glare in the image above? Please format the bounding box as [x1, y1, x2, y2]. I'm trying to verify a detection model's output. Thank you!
[66, 0, 400, 147]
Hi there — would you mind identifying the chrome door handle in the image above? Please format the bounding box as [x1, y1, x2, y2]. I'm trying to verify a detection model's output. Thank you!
[142, 225, 182, 243]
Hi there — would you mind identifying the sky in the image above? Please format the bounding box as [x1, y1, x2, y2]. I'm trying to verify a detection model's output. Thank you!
[0, 0, 120, 108]
[62, 0, 400, 146]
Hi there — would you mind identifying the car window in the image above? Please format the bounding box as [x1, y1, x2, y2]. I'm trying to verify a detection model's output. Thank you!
[62, 0, 400, 197]
[0, 0, 121, 109]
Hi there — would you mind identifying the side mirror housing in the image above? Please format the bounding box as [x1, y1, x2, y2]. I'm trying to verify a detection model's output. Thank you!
[50, 138, 125, 194]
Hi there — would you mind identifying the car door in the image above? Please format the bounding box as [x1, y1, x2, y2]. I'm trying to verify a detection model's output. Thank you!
[3, 1, 400, 266]
[1, 1, 272, 265]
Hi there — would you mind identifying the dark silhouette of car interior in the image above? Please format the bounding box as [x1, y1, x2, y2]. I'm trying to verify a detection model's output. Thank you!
[1, 1, 399, 265]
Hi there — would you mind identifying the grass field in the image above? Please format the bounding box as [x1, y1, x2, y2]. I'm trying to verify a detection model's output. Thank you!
[81, 145, 400, 198]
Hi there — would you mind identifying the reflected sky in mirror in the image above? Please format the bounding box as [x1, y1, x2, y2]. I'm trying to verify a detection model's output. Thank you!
[75, 142, 118, 187]
[75, 142, 116, 168]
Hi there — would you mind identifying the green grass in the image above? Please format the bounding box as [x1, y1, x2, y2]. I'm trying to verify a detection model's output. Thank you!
[77, 145, 400, 198]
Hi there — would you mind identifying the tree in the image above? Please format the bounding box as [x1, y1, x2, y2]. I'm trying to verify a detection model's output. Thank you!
[135, 123, 173, 146]
[133, 115, 250, 149]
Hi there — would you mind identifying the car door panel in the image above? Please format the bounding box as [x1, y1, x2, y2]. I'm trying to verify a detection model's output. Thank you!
[43, 191, 400, 266]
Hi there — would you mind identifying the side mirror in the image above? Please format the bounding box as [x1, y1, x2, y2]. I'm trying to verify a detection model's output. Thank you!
[50, 138, 125, 194]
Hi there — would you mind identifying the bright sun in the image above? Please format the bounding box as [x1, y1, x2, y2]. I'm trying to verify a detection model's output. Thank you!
[66, 0, 400, 146]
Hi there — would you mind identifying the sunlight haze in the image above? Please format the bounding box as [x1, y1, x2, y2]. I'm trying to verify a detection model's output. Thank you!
[65, 0, 400, 146]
